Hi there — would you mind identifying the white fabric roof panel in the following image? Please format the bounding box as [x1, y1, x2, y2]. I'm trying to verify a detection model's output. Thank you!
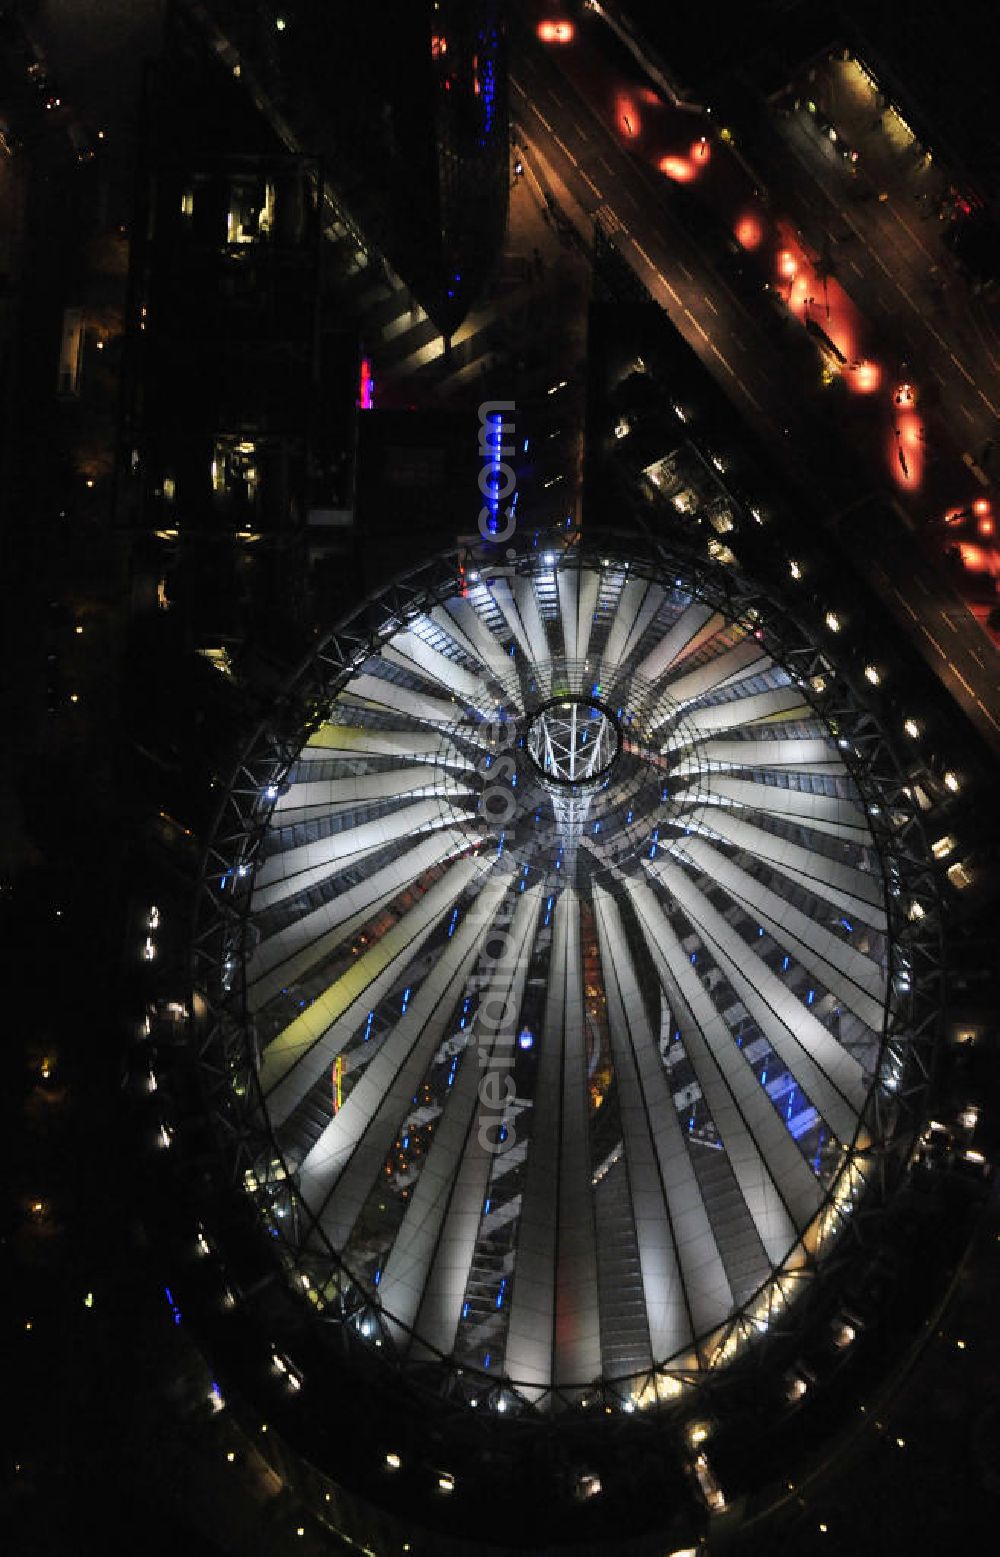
[261, 857, 489, 1127]
[247, 828, 473, 1013]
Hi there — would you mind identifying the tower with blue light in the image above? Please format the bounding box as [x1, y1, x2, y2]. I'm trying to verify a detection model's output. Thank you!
[431, 0, 509, 335]
[346, 0, 509, 338]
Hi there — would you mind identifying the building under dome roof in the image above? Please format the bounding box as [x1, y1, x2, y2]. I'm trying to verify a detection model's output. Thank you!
[178, 534, 943, 1547]
[245, 552, 889, 1395]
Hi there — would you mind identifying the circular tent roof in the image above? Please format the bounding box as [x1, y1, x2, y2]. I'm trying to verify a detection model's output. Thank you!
[206, 546, 926, 1417]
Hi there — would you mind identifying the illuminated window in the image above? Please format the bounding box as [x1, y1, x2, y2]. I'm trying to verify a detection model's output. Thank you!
[227, 208, 252, 245]
[226, 182, 269, 245]
[212, 437, 259, 501]
[259, 181, 275, 236]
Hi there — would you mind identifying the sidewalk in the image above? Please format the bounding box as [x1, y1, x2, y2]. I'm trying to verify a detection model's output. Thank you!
[819, 55, 947, 212]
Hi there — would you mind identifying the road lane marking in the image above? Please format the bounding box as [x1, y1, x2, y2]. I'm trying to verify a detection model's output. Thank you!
[836, 203, 959, 363]
[950, 351, 975, 385]
[888, 589, 988, 708]
[710, 343, 736, 378]
[941, 612, 959, 633]
[894, 600, 994, 720]
[978, 389, 1000, 416]
[887, 202, 938, 263]
[678, 262, 694, 282]
[684, 307, 711, 344]
[631, 240, 682, 306]
[533, 107, 553, 132]
[924, 633, 946, 658]
[950, 663, 975, 694]
[606, 229, 760, 408]
[580, 171, 603, 199]
[659, 274, 682, 306]
[552, 133, 578, 167]
[704, 295, 719, 316]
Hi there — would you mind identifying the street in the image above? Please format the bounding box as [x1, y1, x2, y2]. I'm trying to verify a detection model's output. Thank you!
[512, 1, 1000, 750]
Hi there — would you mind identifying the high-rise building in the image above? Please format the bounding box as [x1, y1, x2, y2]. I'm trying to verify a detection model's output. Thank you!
[319, 0, 510, 338]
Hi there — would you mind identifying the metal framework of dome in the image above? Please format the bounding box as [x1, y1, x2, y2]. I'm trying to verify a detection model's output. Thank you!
[192, 540, 940, 1420]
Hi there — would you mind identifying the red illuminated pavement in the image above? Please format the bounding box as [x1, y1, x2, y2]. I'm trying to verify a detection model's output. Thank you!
[514, 2, 1000, 748]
